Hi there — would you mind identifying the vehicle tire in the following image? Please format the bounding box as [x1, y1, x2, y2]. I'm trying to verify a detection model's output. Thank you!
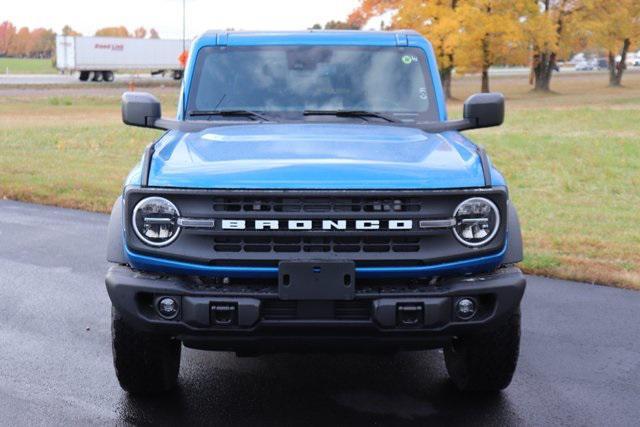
[79, 71, 90, 81]
[91, 71, 103, 82]
[111, 307, 181, 394]
[102, 71, 114, 82]
[172, 69, 184, 80]
[444, 308, 520, 392]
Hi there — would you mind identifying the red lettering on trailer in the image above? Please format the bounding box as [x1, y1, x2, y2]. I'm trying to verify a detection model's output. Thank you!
[94, 43, 124, 51]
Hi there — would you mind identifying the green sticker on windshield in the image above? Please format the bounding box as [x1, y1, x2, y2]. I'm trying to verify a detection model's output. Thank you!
[402, 55, 413, 64]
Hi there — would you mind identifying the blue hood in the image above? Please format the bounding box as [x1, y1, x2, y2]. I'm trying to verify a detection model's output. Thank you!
[146, 123, 486, 189]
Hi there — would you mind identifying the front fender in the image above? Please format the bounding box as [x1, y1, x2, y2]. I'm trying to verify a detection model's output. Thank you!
[503, 201, 523, 265]
[106, 196, 127, 264]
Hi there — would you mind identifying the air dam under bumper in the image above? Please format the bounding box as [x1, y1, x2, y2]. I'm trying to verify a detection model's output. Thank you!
[106, 265, 525, 353]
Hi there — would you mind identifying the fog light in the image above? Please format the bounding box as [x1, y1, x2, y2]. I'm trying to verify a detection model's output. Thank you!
[157, 297, 179, 319]
[455, 298, 477, 320]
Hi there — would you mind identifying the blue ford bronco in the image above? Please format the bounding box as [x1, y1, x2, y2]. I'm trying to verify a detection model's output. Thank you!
[106, 30, 525, 394]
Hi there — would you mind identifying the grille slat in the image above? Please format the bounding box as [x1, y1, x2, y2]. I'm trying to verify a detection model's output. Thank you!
[213, 236, 422, 253]
[213, 197, 421, 213]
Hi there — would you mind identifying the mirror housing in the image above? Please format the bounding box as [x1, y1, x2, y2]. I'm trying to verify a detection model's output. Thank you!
[419, 92, 504, 133]
[463, 92, 504, 129]
[121, 92, 161, 128]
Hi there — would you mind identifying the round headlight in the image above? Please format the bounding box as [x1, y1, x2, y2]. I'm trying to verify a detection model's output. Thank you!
[452, 197, 500, 247]
[132, 197, 181, 247]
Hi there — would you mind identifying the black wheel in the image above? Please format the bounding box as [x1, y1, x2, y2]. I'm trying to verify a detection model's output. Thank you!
[79, 71, 90, 81]
[102, 71, 114, 82]
[91, 71, 103, 82]
[111, 307, 181, 394]
[172, 69, 183, 80]
[444, 309, 520, 392]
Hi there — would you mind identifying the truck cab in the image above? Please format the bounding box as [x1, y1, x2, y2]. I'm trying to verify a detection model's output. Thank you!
[106, 30, 525, 395]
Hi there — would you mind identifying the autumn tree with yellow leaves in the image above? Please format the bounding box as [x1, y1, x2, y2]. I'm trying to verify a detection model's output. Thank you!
[524, 0, 583, 92]
[94, 26, 130, 37]
[577, 0, 640, 87]
[348, 0, 401, 28]
[349, 0, 534, 95]
[348, 0, 464, 98]
[347, 1, 640, 93]
[394, 1, 462, 98]
[455, 0, 535, 92]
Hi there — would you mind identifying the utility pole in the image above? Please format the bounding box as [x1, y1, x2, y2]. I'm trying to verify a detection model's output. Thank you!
[182, 0, 186, 56]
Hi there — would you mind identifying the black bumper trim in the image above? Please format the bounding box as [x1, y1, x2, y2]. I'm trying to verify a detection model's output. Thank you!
[105, 265, 525, 351]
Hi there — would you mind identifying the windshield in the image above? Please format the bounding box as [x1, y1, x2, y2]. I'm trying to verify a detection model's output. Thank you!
[186, 45, 438, 122]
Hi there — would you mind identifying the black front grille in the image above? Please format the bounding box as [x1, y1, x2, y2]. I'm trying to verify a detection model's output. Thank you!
[125, 188, 508, 268]
[209, 195, 436, 256]
[261, 300, 371, 320]
[213, 236, 421, 253]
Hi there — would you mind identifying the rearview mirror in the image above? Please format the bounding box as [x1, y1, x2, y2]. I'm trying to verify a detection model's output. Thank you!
[121, 92, 161, 128]
[419, 92, 504, 133]
[463, 92, 504, 129]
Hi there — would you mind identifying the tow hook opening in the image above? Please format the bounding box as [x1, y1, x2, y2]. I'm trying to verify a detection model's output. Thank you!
[210, 303, 238, 326]
[397, 303, 424, 327]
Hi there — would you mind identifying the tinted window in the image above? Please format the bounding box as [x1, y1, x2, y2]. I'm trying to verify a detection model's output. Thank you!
[187, 46, 438, 121]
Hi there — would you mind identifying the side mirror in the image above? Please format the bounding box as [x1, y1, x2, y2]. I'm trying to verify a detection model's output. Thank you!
[463, 92, 504, 129]
[121, 92, 161, 128]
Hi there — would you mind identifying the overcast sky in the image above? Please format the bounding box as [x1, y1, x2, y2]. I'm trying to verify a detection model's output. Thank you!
[4, 0, 365, 38]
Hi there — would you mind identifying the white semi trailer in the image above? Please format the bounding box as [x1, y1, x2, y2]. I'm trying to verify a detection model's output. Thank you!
[56, 35, 191, 82]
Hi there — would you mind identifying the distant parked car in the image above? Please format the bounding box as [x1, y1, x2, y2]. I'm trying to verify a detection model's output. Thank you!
[596, 58, 609, 70]
[575, 60, 594, 71]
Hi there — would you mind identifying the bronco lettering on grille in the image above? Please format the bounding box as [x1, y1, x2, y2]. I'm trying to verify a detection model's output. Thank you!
[220, 219, 413, 231]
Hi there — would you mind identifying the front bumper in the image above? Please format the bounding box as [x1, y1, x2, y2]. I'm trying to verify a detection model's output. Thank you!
[106, 265, 525, 353]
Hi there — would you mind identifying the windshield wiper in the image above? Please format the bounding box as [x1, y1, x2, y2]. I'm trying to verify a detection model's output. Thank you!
[188, 110, 271, 122]
[303, 110, 397, 123]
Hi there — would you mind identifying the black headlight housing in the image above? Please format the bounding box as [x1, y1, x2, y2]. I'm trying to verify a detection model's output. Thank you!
[132, 196, 181, 247]
[452, 197, 500, 247]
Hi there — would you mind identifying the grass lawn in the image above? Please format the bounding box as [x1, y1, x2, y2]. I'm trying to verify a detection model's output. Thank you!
[0, 57, 57, 74]
[0, 72, 639, 289]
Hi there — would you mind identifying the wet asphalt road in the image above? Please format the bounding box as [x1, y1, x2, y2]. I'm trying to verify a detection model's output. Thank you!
[0, 200, 639, 426]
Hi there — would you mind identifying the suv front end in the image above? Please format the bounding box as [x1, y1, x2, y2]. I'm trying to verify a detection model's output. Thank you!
[106, 30, 525, 395]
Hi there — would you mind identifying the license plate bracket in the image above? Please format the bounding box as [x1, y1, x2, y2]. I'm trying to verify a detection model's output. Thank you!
[278, 260, 355, 300]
